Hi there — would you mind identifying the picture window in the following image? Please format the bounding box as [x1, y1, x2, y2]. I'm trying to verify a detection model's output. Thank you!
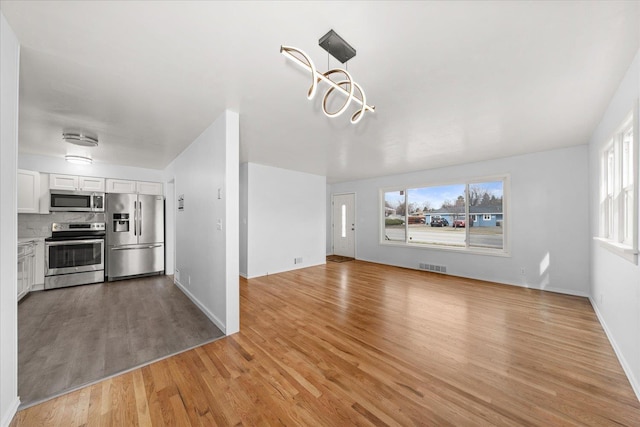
[382, 176, 508, 254]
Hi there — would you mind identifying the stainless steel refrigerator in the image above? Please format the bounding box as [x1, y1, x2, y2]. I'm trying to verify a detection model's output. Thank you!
[106, 193, 164, 281]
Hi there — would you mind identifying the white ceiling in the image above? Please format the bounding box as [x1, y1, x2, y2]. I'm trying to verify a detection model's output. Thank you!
[1, 1, 638, 183]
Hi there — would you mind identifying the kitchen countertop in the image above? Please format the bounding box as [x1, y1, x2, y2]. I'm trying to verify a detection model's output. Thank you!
[18, 237, 44, 244]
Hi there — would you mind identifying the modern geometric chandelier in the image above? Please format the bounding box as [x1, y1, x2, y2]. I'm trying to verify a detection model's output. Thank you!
[280, 30, 375, 124]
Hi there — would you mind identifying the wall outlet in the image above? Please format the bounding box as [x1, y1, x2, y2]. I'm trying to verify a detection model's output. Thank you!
[175, 269, 180, 282]
[520, 267, 526, 275]
[294, 257, 303, 264]
[188, 275, 191, 285]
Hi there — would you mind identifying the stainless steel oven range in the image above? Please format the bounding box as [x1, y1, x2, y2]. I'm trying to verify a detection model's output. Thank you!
[44, 222, 106, 290]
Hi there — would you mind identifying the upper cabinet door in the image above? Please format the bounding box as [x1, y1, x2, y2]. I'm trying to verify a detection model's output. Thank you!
[18, 170, 40, 213]
[105, 179, 163, 195]
[106, 179, 137, 194]
[79, 176, 105, 192]
[136, 181, 163, 196]
[49, 174, 78, 191]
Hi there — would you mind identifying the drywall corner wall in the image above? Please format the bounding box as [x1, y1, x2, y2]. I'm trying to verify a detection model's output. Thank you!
[588, 49, 640, 400]
[0, 12, 20, 427]
[224, 112, 239, 334]
[328, 145, 590, 297]
[239, 163, 248, 277]
[326, 184, 333, 255]
[244, 163, 326, 278]
[166, 110, 239, 335]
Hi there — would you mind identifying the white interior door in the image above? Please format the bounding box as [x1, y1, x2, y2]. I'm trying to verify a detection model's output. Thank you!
[332, 193, 355, 257]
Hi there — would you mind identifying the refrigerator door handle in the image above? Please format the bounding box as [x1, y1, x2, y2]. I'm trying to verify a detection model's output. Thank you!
[111, 244, 162, 251]
[139, 201, 142, 237]
[133, 201, 137, 236]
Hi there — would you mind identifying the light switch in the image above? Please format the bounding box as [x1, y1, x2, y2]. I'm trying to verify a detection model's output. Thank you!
[216, 219, 222, 230]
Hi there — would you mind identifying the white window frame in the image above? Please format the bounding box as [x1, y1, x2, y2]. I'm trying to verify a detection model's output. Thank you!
[380, 174, 510, 257]
[483, 214, 492, 221]
[594, 104, 638, 264]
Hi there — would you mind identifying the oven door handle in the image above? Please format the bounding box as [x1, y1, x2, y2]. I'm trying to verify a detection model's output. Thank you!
[45, 239, 104, 246]
[111, 244, 162, 251]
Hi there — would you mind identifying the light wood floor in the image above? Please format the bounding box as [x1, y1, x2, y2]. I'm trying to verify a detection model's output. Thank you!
[11, 261, 640, 426]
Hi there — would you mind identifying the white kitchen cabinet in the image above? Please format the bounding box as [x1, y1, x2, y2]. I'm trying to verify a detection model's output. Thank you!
[38, 173, 50, 214]
[18, 170, 49, 214]
[50, 173, 105, 192]
[136, 181, 163, 195]
[18, 169, 40, 213]
[34, 240, 45, 289]
[49, 173, 78, 190]
[18, 241, 35, 301]
[79, 176, 105, 192]
[106, 178, 137, 194]
[106, 179, 163, 195]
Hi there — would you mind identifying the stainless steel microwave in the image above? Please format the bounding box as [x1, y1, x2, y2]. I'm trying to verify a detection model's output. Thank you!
[49, 190, 105, 212]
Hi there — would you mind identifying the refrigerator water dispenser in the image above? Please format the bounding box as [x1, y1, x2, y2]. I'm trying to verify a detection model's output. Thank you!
[113, 213, 130, 232]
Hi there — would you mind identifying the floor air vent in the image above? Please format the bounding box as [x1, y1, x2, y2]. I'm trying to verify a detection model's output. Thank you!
[419, 263, 447, 273]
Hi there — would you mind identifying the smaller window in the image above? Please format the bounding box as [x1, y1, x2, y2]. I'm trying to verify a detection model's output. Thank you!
[483, 214, 492, 221]
[597, 108, 637, 263]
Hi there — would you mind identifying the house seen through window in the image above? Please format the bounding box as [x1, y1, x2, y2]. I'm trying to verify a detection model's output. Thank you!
[383, 177, 507, 254]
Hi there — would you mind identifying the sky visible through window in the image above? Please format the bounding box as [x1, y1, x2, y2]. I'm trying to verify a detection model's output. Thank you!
[402, 182, 503, 210]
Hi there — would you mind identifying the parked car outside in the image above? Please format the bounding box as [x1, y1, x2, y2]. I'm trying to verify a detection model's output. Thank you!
[430, 216, 449, 227]
[408, 215, 426, 224]
[453, 218, 466, 228]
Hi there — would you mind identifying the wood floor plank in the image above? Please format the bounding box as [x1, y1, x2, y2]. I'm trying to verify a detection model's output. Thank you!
[10, 261, 640, 426]
[132, 369, 152, 427]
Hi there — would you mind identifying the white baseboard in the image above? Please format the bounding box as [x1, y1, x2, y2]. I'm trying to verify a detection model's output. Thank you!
[356, 257, 590, 298]
[245, 261, 327, 280]
[1, 397, 20, 427]
[538, 286, 590, 298]
[239, 272, 248, 279]
[589, 297, 640, 402]
[174, 278, 226, 334]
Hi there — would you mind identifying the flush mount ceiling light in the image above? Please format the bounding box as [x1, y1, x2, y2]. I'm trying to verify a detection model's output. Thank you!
[65, 154, 93, 165]
[62, 132, 99, 147]
[281, 29, 375, 124]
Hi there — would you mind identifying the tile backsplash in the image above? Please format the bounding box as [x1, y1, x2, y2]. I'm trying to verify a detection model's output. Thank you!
[18, 212, 106, 238]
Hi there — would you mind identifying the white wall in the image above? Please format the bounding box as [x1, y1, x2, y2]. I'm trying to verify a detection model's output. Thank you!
[224, 112, 239, 334]
[242, 163, 326, 279]
[239, 163, 248, 277]
[0, 12, 21, 427]
[329, 145, 591, 297]
[165, 110, 239, 335]
[588, 49, 640, 399]
[164, 180, 175, 275]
